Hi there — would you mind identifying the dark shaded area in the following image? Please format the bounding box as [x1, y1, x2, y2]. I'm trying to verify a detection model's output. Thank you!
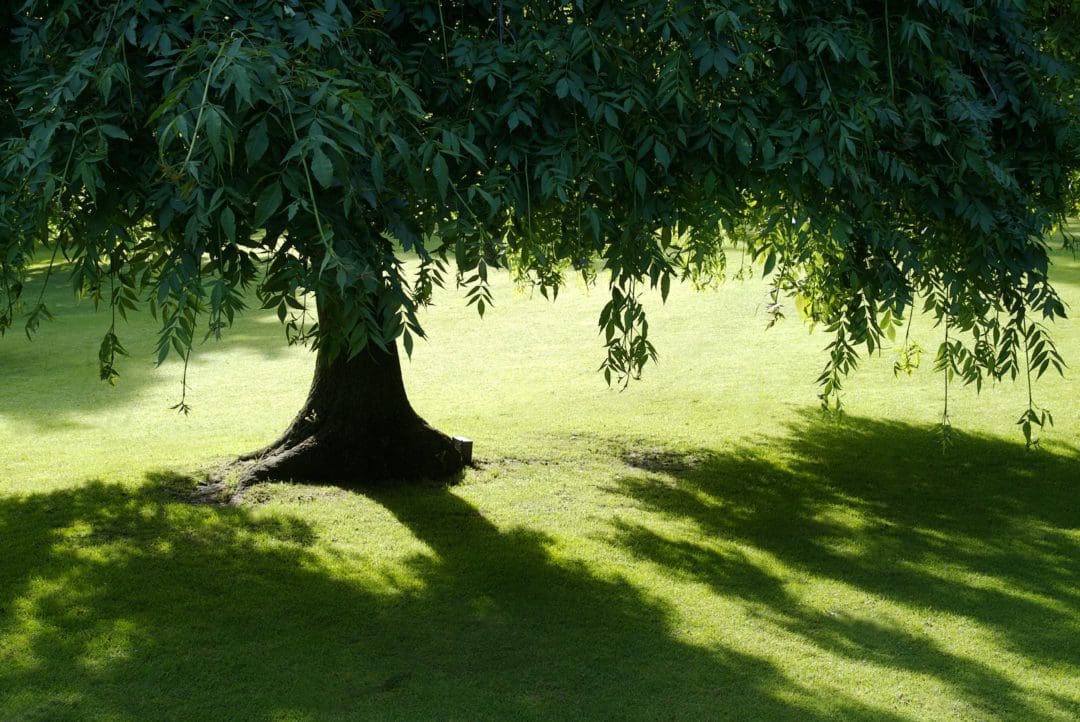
[0, 471, 899, 720]
[604, 412, 1080, 719]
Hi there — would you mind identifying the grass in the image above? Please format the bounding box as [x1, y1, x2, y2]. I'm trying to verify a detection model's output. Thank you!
[1, 230, 1078, 719]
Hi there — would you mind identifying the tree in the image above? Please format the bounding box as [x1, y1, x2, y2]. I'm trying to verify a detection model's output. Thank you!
[2, 1, 1078, 486]
[1040, 0, 1080, 221]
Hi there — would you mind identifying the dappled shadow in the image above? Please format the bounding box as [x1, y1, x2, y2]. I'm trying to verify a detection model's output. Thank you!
[0, 472, 904, 719]
[601, 412, 1080, 719]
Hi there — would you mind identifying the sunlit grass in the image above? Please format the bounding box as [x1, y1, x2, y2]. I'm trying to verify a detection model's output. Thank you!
[1, 231, 1078, 719]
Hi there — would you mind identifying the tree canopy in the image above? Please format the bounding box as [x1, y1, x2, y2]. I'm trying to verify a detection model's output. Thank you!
[2, 1, 1079, 456]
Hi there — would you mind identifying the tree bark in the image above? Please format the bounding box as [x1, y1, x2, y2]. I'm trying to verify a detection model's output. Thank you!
[228, 338, 465, 489]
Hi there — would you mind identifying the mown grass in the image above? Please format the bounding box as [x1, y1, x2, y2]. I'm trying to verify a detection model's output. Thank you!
[1, 231, 1078, 719]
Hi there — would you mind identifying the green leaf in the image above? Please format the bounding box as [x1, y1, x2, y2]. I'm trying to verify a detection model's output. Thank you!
[311, 146, 334, 188]
[245, 120, 269, 166]
[654, 141, 670, 170]
[818, 164, 834, 187]
[763, 250, 777, 276]
[254, 182, 283, 227]
[220, 207, 236, 244]
[204, 108, 223, 159]
[371, 150, 384, 189]
[507, 108, 534, 131]
[634, 167, 646, 197]
[734, 127, 752, 166]
[432, 153, 449, 200]
[99, 124, 129, 140]
[587, 209, 601, 241]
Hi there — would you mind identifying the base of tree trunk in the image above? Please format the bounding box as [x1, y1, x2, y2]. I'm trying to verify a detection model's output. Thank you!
[202, 340, 465, 502]
[233, 416, 464, 485]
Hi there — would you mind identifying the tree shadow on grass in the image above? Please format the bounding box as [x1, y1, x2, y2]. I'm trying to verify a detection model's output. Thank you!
[601, 412, 1080, 719]
[0, 472, 901, 720]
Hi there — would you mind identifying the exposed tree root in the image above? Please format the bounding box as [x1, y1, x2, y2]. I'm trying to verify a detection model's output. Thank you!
[198, 339, 467, 504]
[203, 415, 465, 504]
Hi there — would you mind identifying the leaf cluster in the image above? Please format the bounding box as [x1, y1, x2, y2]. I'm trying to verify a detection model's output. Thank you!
[1, 1, 1077, 423]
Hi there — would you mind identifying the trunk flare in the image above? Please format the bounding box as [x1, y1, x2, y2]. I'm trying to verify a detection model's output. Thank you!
[223, 340, 464, 493]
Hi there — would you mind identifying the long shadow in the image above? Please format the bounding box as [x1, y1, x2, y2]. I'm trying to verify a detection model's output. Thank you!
[601, 412, 1080, 719]
[0, 473, 902, 719]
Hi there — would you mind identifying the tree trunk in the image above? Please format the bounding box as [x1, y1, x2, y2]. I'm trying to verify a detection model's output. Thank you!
[228, 338, 465, 489]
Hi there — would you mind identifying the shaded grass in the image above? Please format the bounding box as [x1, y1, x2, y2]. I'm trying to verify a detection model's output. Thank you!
[0, 475, 818, 719]
[0, 417, 1076, 719]
[1, 234, 1078, 719]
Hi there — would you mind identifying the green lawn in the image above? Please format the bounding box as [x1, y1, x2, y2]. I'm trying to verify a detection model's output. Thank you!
[1, 232, 1078, 719]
